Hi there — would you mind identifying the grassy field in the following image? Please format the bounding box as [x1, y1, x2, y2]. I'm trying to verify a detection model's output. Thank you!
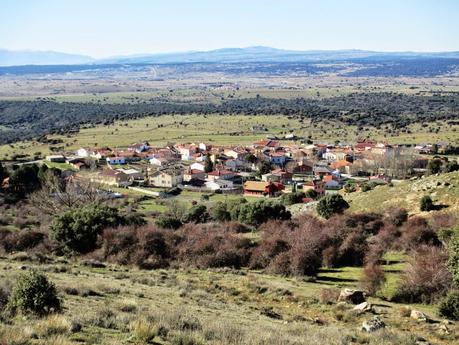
[0, 251, 456, 345]
[2, 114, 459, 160]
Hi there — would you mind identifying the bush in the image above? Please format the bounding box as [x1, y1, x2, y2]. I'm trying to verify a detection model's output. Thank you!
[210, 202, 231, 222]
[360, 264, 386, 296]
[8, 270, 61, 316]
[420, 195, 434, 212]
[177, 224, 252, 269]
[393, 246, 452, 304]
[50, 204, 125, 254]
[401, 216, 440, 249]
[447, 236, 459, 286]
[316, 194, 349, 219]
[237, 199, 291, 226]
[304, 188, 318, 199]
[280, 192, 305, 206]
[155, 215, 182, 230]
[182, 204, 210, 224]
[438, 291, 459, 320]
[2, 230, 47, 253]
[319, 288, 340, 305]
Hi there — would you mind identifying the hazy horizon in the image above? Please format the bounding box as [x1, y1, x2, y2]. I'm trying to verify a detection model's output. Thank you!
[1, 0, 458, 58]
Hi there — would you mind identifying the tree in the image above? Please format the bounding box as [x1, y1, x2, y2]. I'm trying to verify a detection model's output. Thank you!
[280, 192, 305, 206]
[237, 199, 291, 226]
[245, 153, 257, 164]
[420, 195, 434, 212]
[444, 161, 459, 173]
[210, 202, 231, 222]
[0, 162, 8, 186]
[427, 158, 443, 175]
[8, 270, 61, 316]
[256, 160, 271, 178]
[438, 291, 459, 321]
[182, 204, 210, 224]
[304, 189, 318, 199]
[8, 164, 41, 197]
[316, 194, 349, 219]
[204, 154, 213, 173]
[50, 204, 124, 253]
[30, 171, 102, 214]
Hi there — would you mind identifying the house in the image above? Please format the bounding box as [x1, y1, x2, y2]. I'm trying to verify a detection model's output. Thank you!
[205, 179, 234, 191]
[355, 138, 376, 151]
[128, 143, 150, 153]
[207, 169, 237, 181]
[269, 152, 287, 166]
[330, 160, 353, 174]
[291, 160, 314, 174]
[106, 156, 126, 165]
[224, 158, 248, 171]
[302, 180, 325, 196]
[243, 181, 285, 197]
[323, 175, 341, 190]
[149, 168, 183, 188]
[224, 147, 248, 160]
[261, 169, 293, 184]
[76, 148, 93, 158]
[183, 169, 206, 182]
[176, 143, 198, 161]
[93, 169, 131, 187]
[116, 168, 144, 182]
[190, 162, 206, 171]
[46, 155, 66, 163]
[314, 165, 333, 178]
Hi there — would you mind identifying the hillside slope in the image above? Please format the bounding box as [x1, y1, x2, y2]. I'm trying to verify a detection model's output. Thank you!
[345, 171, 459, 215]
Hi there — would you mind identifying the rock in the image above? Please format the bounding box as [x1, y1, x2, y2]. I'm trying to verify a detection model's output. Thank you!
[260, 307, 282, 320]
[362, 316, 385, 332]
[353, 301, 372, 314]
[338, 288, 366, 304]
[81, 259, 106, 268]
[410, 310, 428, 322]
[437, 324, 449, 334]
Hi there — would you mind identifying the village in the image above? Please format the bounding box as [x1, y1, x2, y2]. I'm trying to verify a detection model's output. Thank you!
[38, 136, 447, 204]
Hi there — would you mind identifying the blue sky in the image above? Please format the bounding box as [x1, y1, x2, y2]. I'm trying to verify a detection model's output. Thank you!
[1, 0, 458, 57]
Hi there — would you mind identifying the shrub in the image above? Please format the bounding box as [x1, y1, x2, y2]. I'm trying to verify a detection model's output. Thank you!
[0, 280, 12, 312]
[316, 194, 349, 219]
[2, 230, 47, 253]
[385, 207, 408, 227]
[8, 270, 61, 316]
[438, 291, 459, 320]
[177, 224, 252, 269]
[182, 204, 210, 224]
[50, 204, 125, 253]
[304, 188, 318, 199]
[155, 215, 182, 230]
[210, 202, 231, 222]
[319, 288, 340, 305]
[420, 195, 434, 212]
[393, 246, 452, 304]
[280, 192, 305, 206]
[401, 216, 440, 249]
[237, 199, 291, 226]
[360, 264, 386, 296]
[447, 236, 459, 286]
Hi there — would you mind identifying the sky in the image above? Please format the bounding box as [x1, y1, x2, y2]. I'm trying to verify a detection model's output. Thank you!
[1, 0, 458, 58]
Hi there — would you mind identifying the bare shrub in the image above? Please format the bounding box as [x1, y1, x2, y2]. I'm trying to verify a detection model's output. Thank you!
[359, 264, 386, 296]
[393, 245, 452, 304]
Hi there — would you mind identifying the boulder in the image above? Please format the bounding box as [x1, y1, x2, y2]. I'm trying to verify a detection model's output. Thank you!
[338, 288, 366, 304]
[362, 316, 385, 332]
[410, 310, 428, 322]
[353, 301, 372, 314]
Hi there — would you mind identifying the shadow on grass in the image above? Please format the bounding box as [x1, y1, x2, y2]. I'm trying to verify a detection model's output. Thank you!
[316, 276, 358, 283]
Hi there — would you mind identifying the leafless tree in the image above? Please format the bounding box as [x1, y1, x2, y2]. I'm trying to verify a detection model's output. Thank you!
[30, 171, 103, 215]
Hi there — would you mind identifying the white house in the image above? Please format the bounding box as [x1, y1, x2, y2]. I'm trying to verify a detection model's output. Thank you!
[205, 179, 234, 191]
[190, 162, 206, 171]
[116, 168, 144, 181]
[76, 148, 92, 158]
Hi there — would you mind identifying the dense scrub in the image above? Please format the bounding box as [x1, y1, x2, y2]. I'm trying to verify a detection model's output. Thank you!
[2, 90, 459, 144]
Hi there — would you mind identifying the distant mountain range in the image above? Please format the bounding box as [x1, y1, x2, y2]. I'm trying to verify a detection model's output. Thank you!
[1, 46, 459, 66]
